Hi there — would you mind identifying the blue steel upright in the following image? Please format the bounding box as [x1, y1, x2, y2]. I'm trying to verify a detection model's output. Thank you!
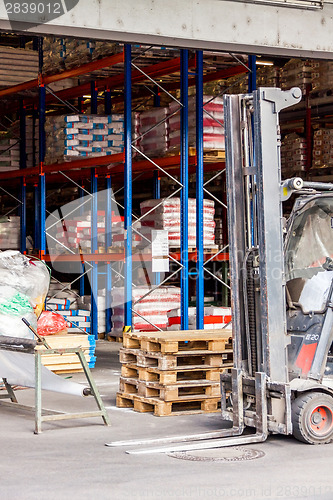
[180, 49, 189, 331]
[19, 100, 27, 254]
[91, 81, 98, 114]
[248, 55, 256, 246]
[124, 44, 133, 331]
[105, 175, 113, 334]
[248, 55, 257, 92]
[153, 170, 161, 286]
[196, 50, 204, 329]
[34, 183, 40, 250]
[39, 82, 46, 258]
[79, 183, 85, 297]
[105, 89, 112, 115]
[91, 169, 98, 339]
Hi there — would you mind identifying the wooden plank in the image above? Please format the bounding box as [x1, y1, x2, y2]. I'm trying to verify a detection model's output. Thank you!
[123, 329, 232, 352]
[132, 395, 221, 416]
[136, 365, 226, 384]
[119, 347, 233, 370]
[121, 365, 139, 379]
[116, 393, 135, 408]
[136, 380, 220, 401]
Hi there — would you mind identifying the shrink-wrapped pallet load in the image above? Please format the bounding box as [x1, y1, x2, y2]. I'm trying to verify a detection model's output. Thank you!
[111, 286, 181, 334]
[168, 96, 224, 153]
[140, 197, 216, 248]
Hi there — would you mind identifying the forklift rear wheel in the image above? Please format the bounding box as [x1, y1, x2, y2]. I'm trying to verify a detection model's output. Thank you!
[292, 392, 333, 444]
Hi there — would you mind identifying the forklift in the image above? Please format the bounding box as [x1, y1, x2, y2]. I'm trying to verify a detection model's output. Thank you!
[108, 87, 333, 453]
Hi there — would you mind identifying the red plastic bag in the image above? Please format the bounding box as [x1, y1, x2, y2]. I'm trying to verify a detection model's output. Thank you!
[37, 311, 68, 336]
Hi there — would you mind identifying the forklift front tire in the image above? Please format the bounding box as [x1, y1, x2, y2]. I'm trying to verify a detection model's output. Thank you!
[292, 392, 333, 445]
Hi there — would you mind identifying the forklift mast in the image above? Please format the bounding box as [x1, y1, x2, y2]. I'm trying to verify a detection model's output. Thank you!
[225, 87, 301, 382]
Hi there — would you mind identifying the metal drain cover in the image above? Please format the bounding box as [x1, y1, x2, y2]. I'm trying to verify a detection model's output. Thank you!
[168, 446, 265, 462]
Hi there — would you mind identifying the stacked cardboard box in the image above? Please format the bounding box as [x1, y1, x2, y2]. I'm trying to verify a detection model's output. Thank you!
[0, 46, 38, 86]
[280, 59, 312, 94]
[281, 133, 308, 173]
[311, 61, 333, 92]
[312, 128, 333, 170]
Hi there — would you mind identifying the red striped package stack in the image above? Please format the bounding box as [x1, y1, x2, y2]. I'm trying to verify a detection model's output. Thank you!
[111, 286, 181, 335]
[140, 198, 215, 248]
[167, 306, 232, 331]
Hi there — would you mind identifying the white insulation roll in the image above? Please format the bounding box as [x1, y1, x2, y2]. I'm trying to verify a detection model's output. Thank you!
[0, 351, 87, 397]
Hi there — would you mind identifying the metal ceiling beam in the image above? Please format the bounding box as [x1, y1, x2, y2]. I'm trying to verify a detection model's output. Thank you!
[0, 0, 332, 58]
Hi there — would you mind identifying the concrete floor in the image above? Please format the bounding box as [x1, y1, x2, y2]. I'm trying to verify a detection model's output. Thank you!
[0, 341, 332, 500]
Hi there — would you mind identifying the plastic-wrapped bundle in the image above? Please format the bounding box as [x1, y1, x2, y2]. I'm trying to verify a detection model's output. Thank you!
[37, 311, 68, 336]
[138, 107, 169, 156]
[64, 114, 124, 159]
[44, 114, 124, 164]
[0, 216, 20, 250]
[111, 286, 181, 333]
[168, 96, 224, 153]
[0, 251, 50, 339]
[140, 198, 216, 248]
[54, 211, 141, 254]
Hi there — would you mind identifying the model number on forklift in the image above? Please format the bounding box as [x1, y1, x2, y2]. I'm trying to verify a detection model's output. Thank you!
[305, 334, 319, 341]
[5, 2, 62, 14]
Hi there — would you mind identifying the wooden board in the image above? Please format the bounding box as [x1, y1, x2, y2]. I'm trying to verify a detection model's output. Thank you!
[121, 363, 227, 384]
[119, 347, 233, 370]
[116, 392, 221, 416]
[119, 376, 220, 401]
[123, 329, 232, 354]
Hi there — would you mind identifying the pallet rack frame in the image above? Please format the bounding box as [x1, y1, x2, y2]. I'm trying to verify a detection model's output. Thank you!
[0, 41, 249, 338]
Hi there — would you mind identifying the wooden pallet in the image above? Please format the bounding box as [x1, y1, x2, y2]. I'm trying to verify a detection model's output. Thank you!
[123, 329, 232, 354]
[119, 376, 220, 401]
[107, 334, 123, 343]
[119, 347, 233, 370]
[116, 392, 221, 416]
[188, 148, 226, 162]
[121, 363, 227, 384]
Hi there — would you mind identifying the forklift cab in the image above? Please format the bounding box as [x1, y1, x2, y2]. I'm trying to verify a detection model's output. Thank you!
[285, 194, 333, 383]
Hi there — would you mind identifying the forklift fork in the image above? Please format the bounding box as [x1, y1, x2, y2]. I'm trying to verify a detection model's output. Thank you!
[107, 370, 268, 454]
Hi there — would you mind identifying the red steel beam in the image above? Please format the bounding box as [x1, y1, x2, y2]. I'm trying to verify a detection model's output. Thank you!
[41, 250, 229, 263]
[0, 52, 124, 99]
[0, 152, 124, 181]
[41, 56, 196, 106]
[112, 64, 248, 107]
[0, 155, 225, 186]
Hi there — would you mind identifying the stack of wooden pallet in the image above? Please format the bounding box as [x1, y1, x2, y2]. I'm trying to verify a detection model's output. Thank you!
[36, 334, 96, 374]
[117, 329, 233, 416]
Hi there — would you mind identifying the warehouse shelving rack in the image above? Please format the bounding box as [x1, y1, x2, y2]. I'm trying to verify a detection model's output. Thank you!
[0, 40, 249, 338]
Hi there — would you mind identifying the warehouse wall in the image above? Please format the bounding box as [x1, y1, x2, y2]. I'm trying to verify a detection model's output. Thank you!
[0, 0, 333, 58]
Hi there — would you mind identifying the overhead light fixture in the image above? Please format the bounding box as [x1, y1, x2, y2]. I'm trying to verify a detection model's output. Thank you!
[83, 95, 92, 98]
[256, 61, 274, 66]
